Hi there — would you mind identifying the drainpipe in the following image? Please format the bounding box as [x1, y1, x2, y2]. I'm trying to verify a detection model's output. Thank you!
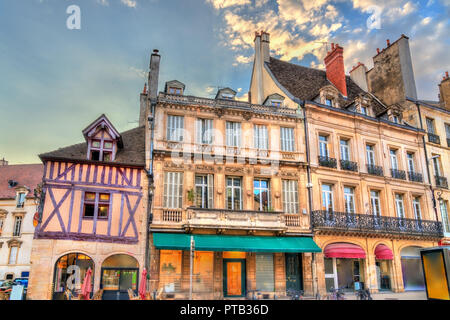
[415, 102, 439, 222]
[297, 98, 317, 297]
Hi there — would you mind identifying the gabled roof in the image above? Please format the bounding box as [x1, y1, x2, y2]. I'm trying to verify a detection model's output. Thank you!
[266, 57, 387, 115]
[82, 114, 123, 148]
[215, 87, 237, 100]
[39, 126, 146, 167]
[164, 80, 185, 91]
[0, 164, 44, 200]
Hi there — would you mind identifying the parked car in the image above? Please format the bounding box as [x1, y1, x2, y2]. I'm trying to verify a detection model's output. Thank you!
[13, 278, 29, 289]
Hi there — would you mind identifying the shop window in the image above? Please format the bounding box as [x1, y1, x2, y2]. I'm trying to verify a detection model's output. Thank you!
[193, 252, 214, 293]
[159, 250, 182, 293]
[255, 253, 274, 292]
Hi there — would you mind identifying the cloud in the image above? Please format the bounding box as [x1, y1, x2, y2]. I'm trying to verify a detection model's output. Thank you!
[121, 0, 137, 7]
[97, 0, 109, 5]
[206, 0, 251, 9]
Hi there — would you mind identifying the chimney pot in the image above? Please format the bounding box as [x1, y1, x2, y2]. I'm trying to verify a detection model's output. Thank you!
[387, 39, 390, 46]
[153, 49, 159, 54]
[143, 83, 147, 94]
[377, 48, 380, 54]
[446, 71, 449, 79]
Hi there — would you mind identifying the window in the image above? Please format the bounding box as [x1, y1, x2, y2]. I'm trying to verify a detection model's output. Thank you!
[255, 253, 274, 292]
[196, 119, 213, 145]
[195, 175, 214, 209]
[321, 184, 333, 211]
[159, 250, 182, 293]
[253, 179, 270, 211]
[370, 191, 381, 216]
[426, 118, 435, 134]
[340, 139, 350, 161]
[319, 135, 329, 157]
[8, 246, 18, 265]
[446, 123, 450, 142]
[271, 100, 282, 107]
[280, 127, 295, 152]
[282, 180, 299, 214]
[0, 216, 4, 235]
[13, 216, 22, 237]
[89, 138, 114, 161]
[361, 106, 368, 115]
[440, 201, 450, 234]
[390, 149, 398, 170]
[432, 156, 442, 176]
[254, 125, 268, 150]
[392, 115, 399, 124]
[407, 153, 415, 172]
[226, 177, 242, 210]
[413, 197, 422, 220]
[325, 99, 333, 106]
[344, 187, 355, 214]
[226, 122, 241, 147]
[168, 87, 182, 95]
[167, 115, 184, 142]
[395, 194, 405, 219]
[366, 145, 375, 166]
[16, 192, 26, 208]
[163, 172, 183, 208]
[83, 192, 110, 219]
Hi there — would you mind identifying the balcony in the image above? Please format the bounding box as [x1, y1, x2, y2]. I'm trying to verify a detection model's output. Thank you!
[367, 164, 384, 177]
[390, 169, 406, 180]
[428, 133, 440, 145]
[184, 208, 287, 233]
[318, 156, 337, 169]
[408, 171, 423, 183]
[435, 176, 448, 189]
[340, 160, 358, 172]
[311, 210, 443, 239]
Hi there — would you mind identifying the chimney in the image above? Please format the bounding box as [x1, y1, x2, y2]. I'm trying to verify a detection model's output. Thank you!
[439, 71, 450, 110]
[350, 62, 368, 92]
[139, 83, 148, 126]
[253, 31, 264, 104]
[261, 31, 270, 63]
[0, 158, 8, 166]
[324, 43, 347, 97]
[148, 49, 161, 102]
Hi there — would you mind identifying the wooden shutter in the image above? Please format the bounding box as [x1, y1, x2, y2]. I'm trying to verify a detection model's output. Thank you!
[207, 174, 214, 209]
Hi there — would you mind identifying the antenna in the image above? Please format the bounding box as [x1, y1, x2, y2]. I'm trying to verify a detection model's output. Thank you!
[314, 41, 331, 51]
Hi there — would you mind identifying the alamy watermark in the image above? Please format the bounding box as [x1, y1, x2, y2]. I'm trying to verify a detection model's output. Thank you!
[66, 5, 81, 30]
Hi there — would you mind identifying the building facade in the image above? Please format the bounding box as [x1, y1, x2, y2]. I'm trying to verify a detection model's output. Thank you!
[27, 115, 148, 300]
[0, 163, 43, 282]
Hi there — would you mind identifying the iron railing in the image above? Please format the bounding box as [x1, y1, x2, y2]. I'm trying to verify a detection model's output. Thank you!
[390, 169, 406, 180]
[428, 133, 440, 145]
[311, 210, 443, 238]
[318, 156, 337, 168]
[340, 160, 358, 172]
[408, 171, 423, 183]
[435, 175, 448, 189]
[367, 164, 384, 176]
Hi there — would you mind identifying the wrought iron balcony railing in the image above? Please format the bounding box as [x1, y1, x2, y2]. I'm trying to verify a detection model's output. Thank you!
[367, 164, 384, 176]
[318, 156, 337, 168]
[408, 171, 423, 183]
[435, 175, 448, 189]
[428, 133, 440, 145]
[311, 210, 443, 238]
[390, 169, 406, 180]
[340, 160, 358, 172]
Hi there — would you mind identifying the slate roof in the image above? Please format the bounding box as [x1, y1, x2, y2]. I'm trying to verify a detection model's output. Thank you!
[0, 164, 44, 199]
[39, 126, 146, 167]
[266, 57, 387, 115]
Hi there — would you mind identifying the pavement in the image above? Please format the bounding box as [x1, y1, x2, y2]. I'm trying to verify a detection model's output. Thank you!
[345, 290, 427, 300]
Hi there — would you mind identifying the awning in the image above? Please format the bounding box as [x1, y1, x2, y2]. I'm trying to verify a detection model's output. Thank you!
[375, 244, 393, 260]
[324, 243, 366, 259]
[152, 233, 321, 253]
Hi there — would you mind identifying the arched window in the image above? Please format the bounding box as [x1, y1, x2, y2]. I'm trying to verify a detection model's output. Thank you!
[101, 254, 139, 300]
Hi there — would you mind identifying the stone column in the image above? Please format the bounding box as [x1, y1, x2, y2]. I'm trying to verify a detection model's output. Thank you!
[364, 254, 378, 293]
[315, 252, 327, 295]
[149, 245, 160, 292]
[213, 252, 223, 299]
[274, 253, 286, 296]
[246, 253, 256, 295]
[302, 253, 313, 296]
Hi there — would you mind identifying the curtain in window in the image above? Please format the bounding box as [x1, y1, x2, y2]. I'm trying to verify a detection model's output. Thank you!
[282, 180, 298, 213]
[280, 127, 294, 152]
[254, 125, 268, 150]
[164, 172, 183, 208]
[196, 119, 213, 144]
[167, 115, 184, 142]
[226, 122, 241, 147]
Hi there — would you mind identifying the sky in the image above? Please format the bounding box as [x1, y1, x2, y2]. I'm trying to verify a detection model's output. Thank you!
[0, 0, 449, 164]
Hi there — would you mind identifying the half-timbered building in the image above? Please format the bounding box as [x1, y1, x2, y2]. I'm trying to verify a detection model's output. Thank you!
[27, 115, 147, 300]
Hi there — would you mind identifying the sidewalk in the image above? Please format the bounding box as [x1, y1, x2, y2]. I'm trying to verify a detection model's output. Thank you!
[344, 290, 427, 300]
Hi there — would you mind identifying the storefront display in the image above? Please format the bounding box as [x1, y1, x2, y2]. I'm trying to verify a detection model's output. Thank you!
[100, 254, 139, 300]
[159, 250, 182, 293]
[193, 252, 214, 293]
[401, 246, 425, 291]
[375, 244, 393, 291]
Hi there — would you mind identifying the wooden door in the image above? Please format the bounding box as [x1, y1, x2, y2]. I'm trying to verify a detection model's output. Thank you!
[285, 253, 303, 292]
[223, 259, 245, 297]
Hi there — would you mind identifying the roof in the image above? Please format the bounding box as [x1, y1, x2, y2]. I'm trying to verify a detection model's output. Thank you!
[266, 57, 387, 115]
[39, 126, 146, 167]
[0, 164, 44, 199]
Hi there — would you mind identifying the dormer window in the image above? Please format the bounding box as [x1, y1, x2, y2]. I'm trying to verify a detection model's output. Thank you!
[319, 86, 339, 108]
[361, 106, 368, 115]
[82, 114, 123, 163]
[271, 100, 282, 107]
[216, 88, 237, 100]
[393, 115, 400, 124]
[325, 99, 333, 107]
[164, 80, 185, 95]
[263, 93, 285, 107]
[16, 192, 26, 208]
[168, 87, 182, 95]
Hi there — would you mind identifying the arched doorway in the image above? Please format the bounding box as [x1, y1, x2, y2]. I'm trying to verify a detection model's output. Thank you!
[100, 254, 139, 300]
[374, 244, 393, 291]
[52, 253, 94, 300]
[323, 242, 366, 292]
[401, 246, 425, 291]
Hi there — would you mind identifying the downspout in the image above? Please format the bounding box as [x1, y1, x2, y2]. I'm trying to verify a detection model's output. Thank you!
[415, 102, 439, 222]
[297, 98, 317, 297]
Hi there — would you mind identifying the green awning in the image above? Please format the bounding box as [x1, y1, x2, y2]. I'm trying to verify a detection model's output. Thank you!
[153, 233, 321, 253]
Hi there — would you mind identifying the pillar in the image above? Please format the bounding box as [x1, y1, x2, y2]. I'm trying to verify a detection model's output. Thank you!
[302, 253, 313, 296]
[315, 252, 327, 295]
[274, 253, 286, 295]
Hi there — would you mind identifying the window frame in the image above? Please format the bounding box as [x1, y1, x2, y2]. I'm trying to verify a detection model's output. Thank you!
[195, 174, 214, 209]
[280, 127, 295, 152]
[343, 186, 355, 214]
[340, 139, 350, 161]
[16, 192, 26, 209]
[253, 124, 269, 151]
[253, 178, 271, 212]
[8, 246, 19, 265]
[366, 144, 376, 166]
[12, 216, 23, 237]
[282, 180, 299, 214]
[412, 196, 422, 220]
[321, 184, 334, 211]
[395, 194, 405, 219]
[226, 121, 242, 148]
[82, 192, 111, 220]
[370, 190, 381, 217]
[226, 176, 242, 210]
[319, 135, 329, 158]
[163, 171, 183, 209]
[196, 118, 214, 145]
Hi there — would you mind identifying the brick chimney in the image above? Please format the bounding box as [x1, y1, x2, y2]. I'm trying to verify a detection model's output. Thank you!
[439, 71, 450, 110]
[324, 43, 347, 97]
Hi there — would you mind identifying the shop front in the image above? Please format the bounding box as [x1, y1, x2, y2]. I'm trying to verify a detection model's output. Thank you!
[401, 246, 425, 291]
[100, 254, 139, 300]
[374, 244, 393, 291]
[152, 233, 321, 299]
[323, 243, 366, 292]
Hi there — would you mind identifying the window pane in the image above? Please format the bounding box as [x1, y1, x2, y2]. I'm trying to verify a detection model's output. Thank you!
[98, 205, 109, 218]
[92, 140, 101, 148]
[85, 192, 96, 201]
[84, 204, 95, 217]
[99, 193, 110, 202]
[104, 142, 113, 149]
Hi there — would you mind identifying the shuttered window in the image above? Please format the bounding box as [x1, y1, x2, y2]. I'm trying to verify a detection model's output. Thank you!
[226, 122, 241, 147]
[196, 118, 213, 145]
[167, 115, 184, 142]
[254, 125, 268, 150]
[255, 253, 274, 292]
[282, 180, 298, 214]
[280, 127, 294, 152]
[163, 172, 183, 208]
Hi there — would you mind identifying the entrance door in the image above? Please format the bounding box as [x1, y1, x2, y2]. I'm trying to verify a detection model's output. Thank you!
[223, 259, 245, 297]
[101, 268, 139, 300]
[285, 253, 303, 292]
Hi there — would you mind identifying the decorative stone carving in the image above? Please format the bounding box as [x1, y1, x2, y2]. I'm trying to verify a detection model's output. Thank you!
[164, 161, 184, 170]
[196, 165, 215, 172]
[279, 171, 299, 178]
[7, 239, 22, 248]
[225, 167, 244, 174]
[242, 112, 252, 121]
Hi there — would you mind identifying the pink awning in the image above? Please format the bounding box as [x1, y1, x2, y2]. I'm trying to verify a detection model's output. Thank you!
[324, 243, 366, 259]
[375, 244, 393, 260]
